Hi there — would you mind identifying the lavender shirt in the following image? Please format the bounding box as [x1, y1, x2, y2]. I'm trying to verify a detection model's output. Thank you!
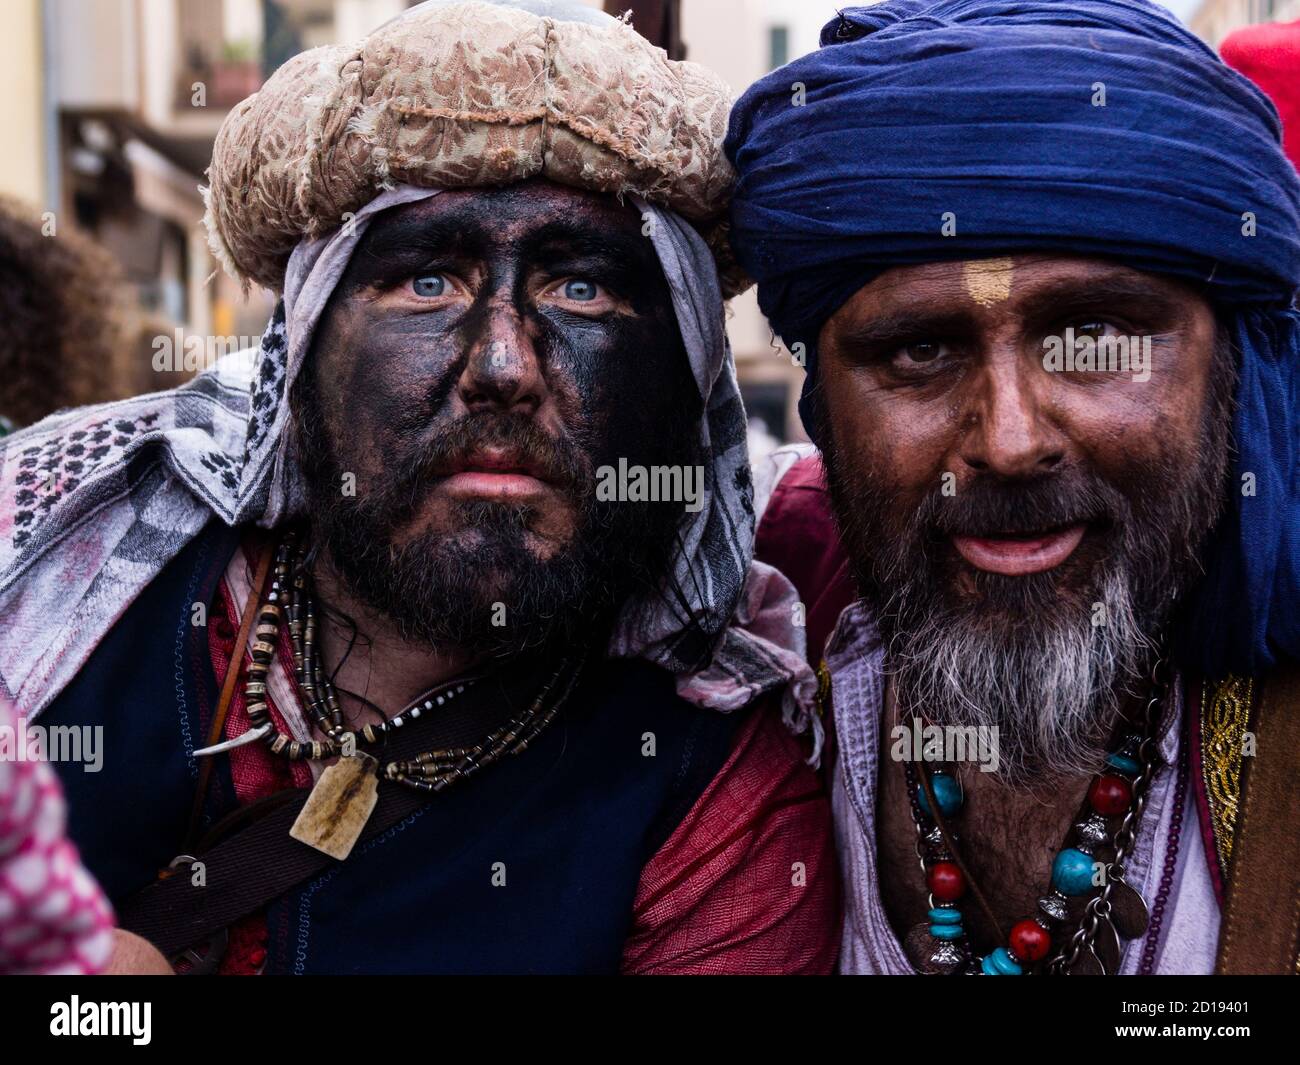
[826, 601, 1220, 975]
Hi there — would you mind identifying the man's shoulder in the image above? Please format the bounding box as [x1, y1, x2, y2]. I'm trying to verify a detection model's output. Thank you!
[593, 655, 817, 837]
[621, 685, 839, 974]
[753, 449, 856, 665]
[756, 448, 835, 527]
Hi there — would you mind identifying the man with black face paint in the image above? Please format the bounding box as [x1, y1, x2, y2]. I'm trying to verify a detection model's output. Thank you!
[293, 183, 703, 663]
[0, 1, 837, 974]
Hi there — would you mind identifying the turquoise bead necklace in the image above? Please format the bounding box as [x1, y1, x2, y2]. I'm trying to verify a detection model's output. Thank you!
[902, 658, 1169, 975]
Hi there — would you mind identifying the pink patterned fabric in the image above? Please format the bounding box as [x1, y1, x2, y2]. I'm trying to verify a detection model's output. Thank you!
[0, 697, 114, 974]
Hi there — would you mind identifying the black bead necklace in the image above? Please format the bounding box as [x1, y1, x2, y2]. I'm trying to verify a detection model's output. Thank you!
[243, 529, 577, 792]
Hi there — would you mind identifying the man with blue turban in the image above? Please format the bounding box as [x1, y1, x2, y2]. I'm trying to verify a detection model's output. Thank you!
[730, 0, 1300, 974]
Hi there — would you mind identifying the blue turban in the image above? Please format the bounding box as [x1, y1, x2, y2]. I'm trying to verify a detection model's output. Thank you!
[725, 0, 1300, 678]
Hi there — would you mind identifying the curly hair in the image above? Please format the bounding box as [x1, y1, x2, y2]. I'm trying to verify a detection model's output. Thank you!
[0, 196, 128, 428]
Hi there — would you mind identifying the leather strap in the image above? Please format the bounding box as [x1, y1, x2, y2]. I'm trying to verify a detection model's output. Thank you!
[1215, 661, 1300, 974]
[120, 656, 586, 959]
[118, 769, 428, 958]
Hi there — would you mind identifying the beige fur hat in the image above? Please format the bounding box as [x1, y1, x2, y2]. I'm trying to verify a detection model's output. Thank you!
[202, 0, 744, 295]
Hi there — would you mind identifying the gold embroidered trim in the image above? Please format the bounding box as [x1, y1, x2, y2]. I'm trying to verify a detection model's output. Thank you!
[1200, 675, 1253, 875]
[814, 659, 833, 720]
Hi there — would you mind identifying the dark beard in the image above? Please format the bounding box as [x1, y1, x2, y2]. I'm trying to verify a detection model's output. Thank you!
[812, 335, 1236, 785]
[291, 371, 691, 660]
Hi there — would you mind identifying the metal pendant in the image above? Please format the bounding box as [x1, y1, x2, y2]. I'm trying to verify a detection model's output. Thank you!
[1109, 879, 1151, 939]
[1094, 916, 1121, 974]
[170, 927, 230, 976]
[904, 923, 967, 974]
[1067, 944, 1105, 975]
[165, 855, 229, 975]
[1073, 813, 1110, 849]
[921, 825, 951, 862]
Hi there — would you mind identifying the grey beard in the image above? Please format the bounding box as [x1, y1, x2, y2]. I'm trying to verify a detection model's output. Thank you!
[886, 565, 1157, 788]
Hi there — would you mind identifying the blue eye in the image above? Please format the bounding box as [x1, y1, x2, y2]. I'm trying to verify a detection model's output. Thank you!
[412, 274, 446, 297]
[564, 279, 598, 301]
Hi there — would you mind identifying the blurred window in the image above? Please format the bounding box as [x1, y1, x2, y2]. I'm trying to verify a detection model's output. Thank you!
[769, 25, 789, 70]
[740, 381, 791, 443]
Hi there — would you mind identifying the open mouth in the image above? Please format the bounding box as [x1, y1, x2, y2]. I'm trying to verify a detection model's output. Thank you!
[950, 522, 1088, 576]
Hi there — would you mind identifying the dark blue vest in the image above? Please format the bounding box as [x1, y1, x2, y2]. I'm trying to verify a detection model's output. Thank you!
[42, 523, 742, 974]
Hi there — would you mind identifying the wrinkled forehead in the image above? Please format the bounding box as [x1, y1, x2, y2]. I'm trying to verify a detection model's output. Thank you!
[352, 181, 651, 268]
[825, 254, 1213, 331]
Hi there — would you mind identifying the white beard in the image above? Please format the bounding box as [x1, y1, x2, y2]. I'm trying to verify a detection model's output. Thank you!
[886, 566, 1156, 787]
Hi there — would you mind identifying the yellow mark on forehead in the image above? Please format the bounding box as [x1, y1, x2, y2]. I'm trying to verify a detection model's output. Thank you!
[962, 258, 1015, 307]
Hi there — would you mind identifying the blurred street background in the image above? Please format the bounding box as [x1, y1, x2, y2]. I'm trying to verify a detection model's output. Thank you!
[0, 0, 1293, 446]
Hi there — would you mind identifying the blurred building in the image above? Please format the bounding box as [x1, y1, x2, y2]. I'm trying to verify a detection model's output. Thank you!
[0, 0, 412, 398]
[1190, 0, 1300, 43]
[677, 0, 831, 445]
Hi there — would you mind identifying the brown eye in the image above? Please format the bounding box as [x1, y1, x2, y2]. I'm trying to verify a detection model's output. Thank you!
[897, 341, 948, 364]
[1069, 320, 1119, 340]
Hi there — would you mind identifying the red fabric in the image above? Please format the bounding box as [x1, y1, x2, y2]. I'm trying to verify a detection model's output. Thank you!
[610, 454, 850, 974]
[205, 535, 838, 975]
[1221, 20, 1300, 174]
[620, 702, 840, 974]
[206, 537, 308, 976]
[215, 910, 269, 976]
[754, 454, 855, 665]
[205, 567, 310, 808]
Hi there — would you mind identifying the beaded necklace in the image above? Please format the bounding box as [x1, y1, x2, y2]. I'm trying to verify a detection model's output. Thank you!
[902, 658, 1169, 975]
[240, 530, 576, 792]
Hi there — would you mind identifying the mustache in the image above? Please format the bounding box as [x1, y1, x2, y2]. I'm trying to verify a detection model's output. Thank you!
[377, 412, 590, 521]
[919, 471, 1123, 541]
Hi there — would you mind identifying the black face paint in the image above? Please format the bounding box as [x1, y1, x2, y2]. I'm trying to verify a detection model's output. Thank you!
[292, 180, 702, 656]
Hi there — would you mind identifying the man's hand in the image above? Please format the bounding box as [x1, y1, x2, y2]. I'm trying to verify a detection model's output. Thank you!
[104, 929, 174, 975]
